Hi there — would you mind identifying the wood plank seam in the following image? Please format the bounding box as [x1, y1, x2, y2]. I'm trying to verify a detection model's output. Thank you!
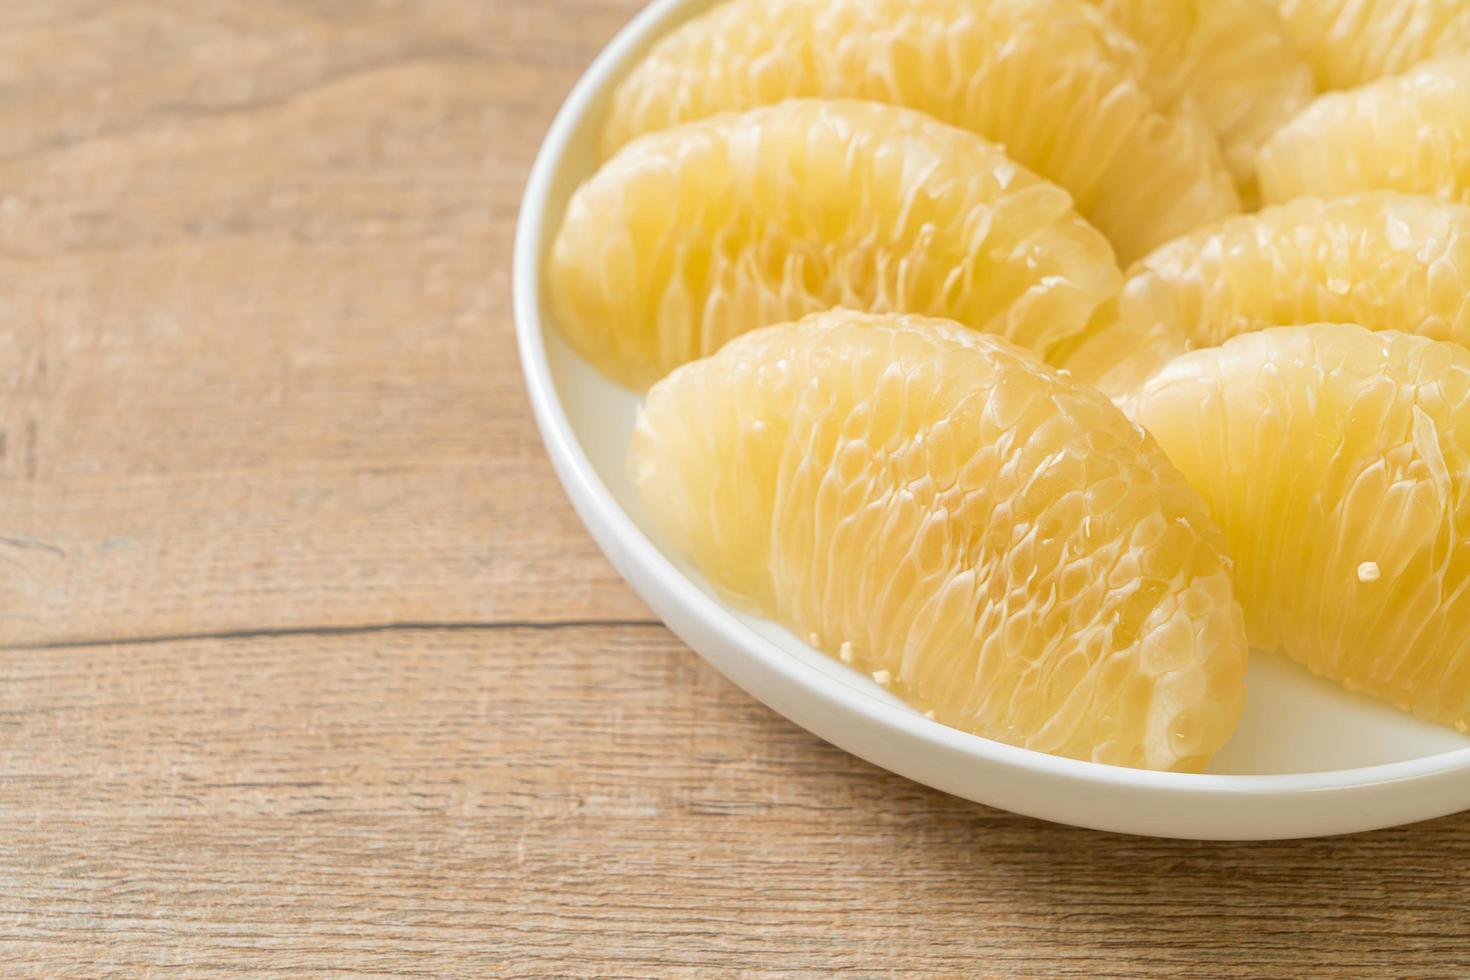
[0, 618, 664, 652]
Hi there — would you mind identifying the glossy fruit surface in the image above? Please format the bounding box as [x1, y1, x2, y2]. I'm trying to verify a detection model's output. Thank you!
[550, 100, 1121, 389]
[1060, 193, 1470, 398]
[1086, 0, 1314, 200]
[1273, 0, 1470, 90]
[633, 310, 1248, 770]
[1135, 324, 1470, 731]
[1258, 58, 1470, 207]
[603, 0, 1239, 263]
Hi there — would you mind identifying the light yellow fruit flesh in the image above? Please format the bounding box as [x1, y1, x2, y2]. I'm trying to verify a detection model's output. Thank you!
[602, 0, 1239, 263]
[1059, 193, 1470, 399]
[1258, 58, 1470, 207]
[1085, 0, 1315, 201]
[633, 311, 1248, 771]
[1273, 0, 1470, 90]
[1136, 325, 1470, 731]
[550, 100, 1121, 390]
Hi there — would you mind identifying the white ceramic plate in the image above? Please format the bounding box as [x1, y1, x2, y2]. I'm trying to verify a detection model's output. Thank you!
[513, 0, 1470, 839]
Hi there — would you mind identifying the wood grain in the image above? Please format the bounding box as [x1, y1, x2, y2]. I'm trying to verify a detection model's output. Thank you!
[0, 0, 650, 646]
[1, 1, 1468, 975]
[7, 627, 1470, 977]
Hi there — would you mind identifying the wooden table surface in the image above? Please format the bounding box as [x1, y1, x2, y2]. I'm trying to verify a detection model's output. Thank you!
[3, 1, 1469, 975]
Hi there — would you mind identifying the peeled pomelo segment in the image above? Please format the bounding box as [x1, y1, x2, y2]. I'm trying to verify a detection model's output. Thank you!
[1272, 0, 1470, 90]
[1084, 0, 1315, 201]
[602, 0, 1239, 264]
[1135, 324, 1470, 731]
[549, 99, 1121, 390]
[632, 310, 1248, 771]
[1257, 58, 1470, 207]
[1058, 193, 1470, 399]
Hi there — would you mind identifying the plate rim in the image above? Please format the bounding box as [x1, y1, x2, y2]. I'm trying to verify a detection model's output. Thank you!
[510, 0, 1470, 818]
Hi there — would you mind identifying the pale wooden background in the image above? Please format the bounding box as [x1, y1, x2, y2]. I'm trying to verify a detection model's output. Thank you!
[2, 1, 1469, 975]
